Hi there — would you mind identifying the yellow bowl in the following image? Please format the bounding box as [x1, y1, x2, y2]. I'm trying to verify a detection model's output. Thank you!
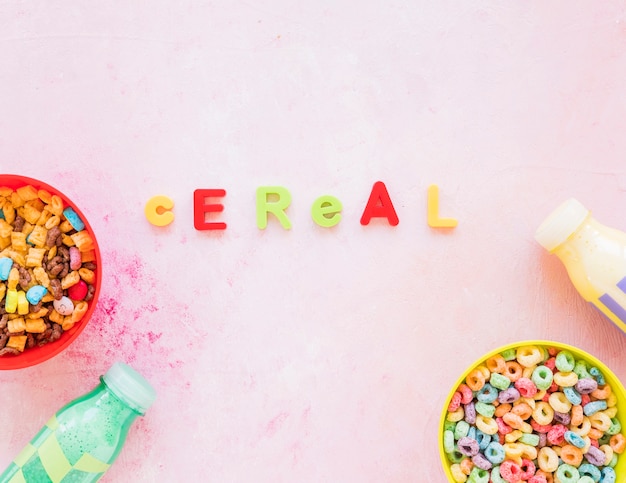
[439, 340, 626, 481]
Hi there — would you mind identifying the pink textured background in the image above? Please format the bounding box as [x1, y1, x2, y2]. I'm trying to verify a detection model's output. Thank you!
[2, 2, 626, 481]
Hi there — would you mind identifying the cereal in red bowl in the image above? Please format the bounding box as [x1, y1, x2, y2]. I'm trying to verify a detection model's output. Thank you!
[0, 175, 101, 369]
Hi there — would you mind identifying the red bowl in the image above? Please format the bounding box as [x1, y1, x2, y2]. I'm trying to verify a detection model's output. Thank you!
[0, 174, 101, 370]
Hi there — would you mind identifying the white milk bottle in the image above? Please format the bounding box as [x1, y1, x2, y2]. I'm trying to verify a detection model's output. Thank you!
[535, 198, 626, 334]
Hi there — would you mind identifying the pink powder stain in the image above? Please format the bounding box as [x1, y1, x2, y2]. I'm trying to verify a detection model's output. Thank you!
[265, 411, 289, 438]
[147, 331, 162, 344]
[131, 304, 158, 322]
[243, 374, 257, 391]
[97, 295, 119, 318]
[82, 249, 185, 374]
[300, 405, 311, 424]
[290, 440, 303, 466]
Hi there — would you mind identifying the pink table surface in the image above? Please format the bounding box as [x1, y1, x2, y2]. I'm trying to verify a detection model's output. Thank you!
[2, 2, 626, 482]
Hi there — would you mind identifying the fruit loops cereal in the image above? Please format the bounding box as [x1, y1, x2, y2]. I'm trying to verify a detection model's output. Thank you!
[0, 184, 96, 356]
[443, 345, 623, 483]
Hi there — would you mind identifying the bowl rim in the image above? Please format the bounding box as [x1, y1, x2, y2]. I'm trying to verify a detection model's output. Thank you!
[0, 174, 102, 370]
[438, 339, 626, 481]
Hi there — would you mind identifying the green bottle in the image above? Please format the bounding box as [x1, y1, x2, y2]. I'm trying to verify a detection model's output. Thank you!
[0, 362, 156, 483]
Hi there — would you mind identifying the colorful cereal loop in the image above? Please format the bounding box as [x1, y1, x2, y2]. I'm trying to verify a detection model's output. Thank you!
[504, 430, 523, 444]
[458, 384, 473, 405]
[460, 457, 473, 475]
[468, 466, 489, 483]
[495, 403, 512, 418]
[448, 391, 462, 412]
[519, 433, 540, 446]
[578, 463, 601, 483]
[564, 430, 586, 448]
[516, 346, 543, 368]
[498, 389, 520, 405]
[499, 460, 523, 483]
[443, 430, 455, 453]
[476, 365, 490, 380]
[466, 369, 486, 392]
[591, 384, 612, 400]
[501, 348, 516, 361]
[585, 445, 607, 466]
[531, 366, 553, 391]
[519, 458, 536, 480]
[511, 402, 532, 420]
[575, 378, 598, 395]
[537, 447, 558, 473]
[570, 417, 591, 437]
[475, 415, 498, 435]
[532, 403, 555, 429]
[502, 413, 526, 431]
[570, 405, 584, 427]
[605, 405, 618, 418]
[548, 392, 572, 414]
[514, 378, 538, 398]
[573, 360, 591, 379]
[503, 361, 523, 382]
[607, 417, 621, 436]
[457, 437, 479, 457]
[600, 444, 614, 465]
[486, 354, 506, 374]
[503, 442, 524, 461]
[590, 366, 606, 385]
[555, 463, 579, 483]
[447, 407, 465, 422]
[490, 466, 507, 483]
[560, 444, 583, 466]
[476, 384, 498, 404]
[589, 412, 612, 432]
[454, 421, 470, 440]
[563, 386, 582, 406]
[475, 402, 496, 419]
[490, 373, 511, 391]
[484, 442, 505, 465]
[520, 445, 538, 461]
[584, 400, 608, 417]
[555, 350, 575, 372]
[610, 433, 626, 454]
[601, 466, 616, 483]
[450, 463, 467, 483]
[553, 371, 578, 388]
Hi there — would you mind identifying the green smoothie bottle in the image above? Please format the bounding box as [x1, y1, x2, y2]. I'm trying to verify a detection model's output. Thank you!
[0, 362, 156, 483]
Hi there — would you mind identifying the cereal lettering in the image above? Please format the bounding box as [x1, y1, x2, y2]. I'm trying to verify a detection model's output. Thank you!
[145, 181, 459, 231]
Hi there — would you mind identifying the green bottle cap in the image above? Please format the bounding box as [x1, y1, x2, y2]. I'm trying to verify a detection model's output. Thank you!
[103, 362, 156, 414]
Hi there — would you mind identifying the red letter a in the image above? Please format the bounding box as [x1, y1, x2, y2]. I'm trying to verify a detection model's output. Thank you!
[360, 181, 399, 226]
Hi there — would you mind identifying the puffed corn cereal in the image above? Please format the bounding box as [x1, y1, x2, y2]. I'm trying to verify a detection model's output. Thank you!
[0, 182, 98, 357]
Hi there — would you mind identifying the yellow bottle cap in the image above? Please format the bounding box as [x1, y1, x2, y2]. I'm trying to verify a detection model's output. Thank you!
[535, 198, 589, 251]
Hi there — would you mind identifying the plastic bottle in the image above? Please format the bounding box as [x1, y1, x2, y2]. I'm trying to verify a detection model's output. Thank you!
[535, 198, 626, 335]
[0, 362, 156, 483]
